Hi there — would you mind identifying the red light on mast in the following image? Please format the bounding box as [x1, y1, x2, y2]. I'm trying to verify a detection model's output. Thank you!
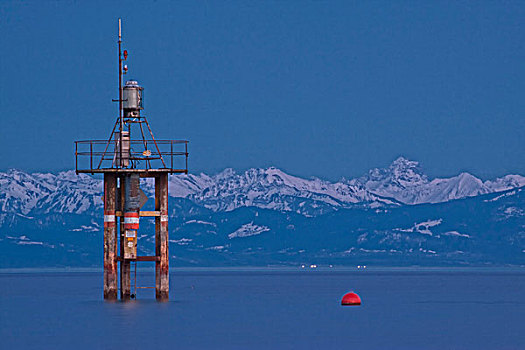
[123, 50, 128, 60]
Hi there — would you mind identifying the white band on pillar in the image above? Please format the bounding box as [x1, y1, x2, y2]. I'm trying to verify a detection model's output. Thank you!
[124, 217, 140, 224]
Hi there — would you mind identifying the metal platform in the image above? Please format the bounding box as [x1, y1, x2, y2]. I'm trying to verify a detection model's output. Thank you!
[75, 138, 188, 174]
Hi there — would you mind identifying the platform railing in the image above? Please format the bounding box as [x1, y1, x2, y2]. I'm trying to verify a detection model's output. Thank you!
[75, 139, 188, 174]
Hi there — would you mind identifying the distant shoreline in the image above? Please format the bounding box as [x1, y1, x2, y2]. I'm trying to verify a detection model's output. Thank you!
[1, 266, 524, 274]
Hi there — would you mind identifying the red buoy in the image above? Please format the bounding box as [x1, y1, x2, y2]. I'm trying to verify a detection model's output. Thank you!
[341, 292, 361, 306]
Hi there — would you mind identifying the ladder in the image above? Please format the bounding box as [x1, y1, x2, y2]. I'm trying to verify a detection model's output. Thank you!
[130, 260, 156, 299]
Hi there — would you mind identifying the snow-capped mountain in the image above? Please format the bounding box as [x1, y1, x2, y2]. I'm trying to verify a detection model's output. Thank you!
[188, 167, 394, 215]
[0, 169, 56, 215]
[0, 169, 102, 217]
[350, 157, 525, 205]
[1, 157, 524, 219]
[1, 158, 524, 268]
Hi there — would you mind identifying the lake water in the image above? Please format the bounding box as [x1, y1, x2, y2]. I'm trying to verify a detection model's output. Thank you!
[1, 269, 524, 349]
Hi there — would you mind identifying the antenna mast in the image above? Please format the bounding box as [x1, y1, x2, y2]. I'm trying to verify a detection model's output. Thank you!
[118, 19, 123, 167]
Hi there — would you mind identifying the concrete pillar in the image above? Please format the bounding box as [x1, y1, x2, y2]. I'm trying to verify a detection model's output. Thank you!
[155, 174, 169, 301]
[103, 173, 118, 300]
[119, 175, 131, 301]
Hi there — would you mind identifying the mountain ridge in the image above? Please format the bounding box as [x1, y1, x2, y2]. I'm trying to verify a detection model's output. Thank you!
[1, 186, 523, 267]
[1, 157, 523, 218]
[1, 157, 524, 268]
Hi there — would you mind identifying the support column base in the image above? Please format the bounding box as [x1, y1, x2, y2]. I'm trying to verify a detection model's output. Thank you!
[104, 291, 118, 301]
[156, 291, 169, 301]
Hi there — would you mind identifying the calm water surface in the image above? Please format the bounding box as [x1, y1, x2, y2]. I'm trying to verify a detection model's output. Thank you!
[1, 269, 524, 349]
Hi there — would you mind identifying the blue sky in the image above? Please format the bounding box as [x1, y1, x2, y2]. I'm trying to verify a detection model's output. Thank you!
[1, 1, 523, 181]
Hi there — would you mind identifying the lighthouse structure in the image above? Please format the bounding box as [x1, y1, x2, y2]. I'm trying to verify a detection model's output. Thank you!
[75, 19, 188, 301]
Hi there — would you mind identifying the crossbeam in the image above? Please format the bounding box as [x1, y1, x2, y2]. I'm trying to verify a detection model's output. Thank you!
[115, 211, 160, 217]
[116, 256, 159, 262]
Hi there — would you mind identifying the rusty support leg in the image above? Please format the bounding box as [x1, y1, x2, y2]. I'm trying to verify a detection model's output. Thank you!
[120, 260, 131, 300]
[155, 174, 169, 301]
[119, 175, 131, 301]
[103, 174, 118, 300]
